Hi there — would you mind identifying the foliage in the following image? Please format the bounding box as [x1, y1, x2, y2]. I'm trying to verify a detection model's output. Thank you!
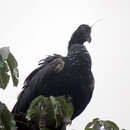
[0, 47, 19, 89]
[26, 95, 73, 130]
[85, 118, 125, 130]
[0, 101, 17, 130]
[0, 46, 18, 130]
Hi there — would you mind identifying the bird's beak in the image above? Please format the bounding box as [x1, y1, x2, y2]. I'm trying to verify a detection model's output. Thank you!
[87, 36, 91, 43]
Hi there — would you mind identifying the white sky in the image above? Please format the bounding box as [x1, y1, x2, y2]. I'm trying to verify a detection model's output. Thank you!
[0, 0, 130, 129]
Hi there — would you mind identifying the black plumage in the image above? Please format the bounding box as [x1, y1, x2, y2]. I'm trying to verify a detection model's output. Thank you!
[12, 24, 94, 120]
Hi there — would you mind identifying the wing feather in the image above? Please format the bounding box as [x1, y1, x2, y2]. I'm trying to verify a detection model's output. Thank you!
[12, 54, 65, 113]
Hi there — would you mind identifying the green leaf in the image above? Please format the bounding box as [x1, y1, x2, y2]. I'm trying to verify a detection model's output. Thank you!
[85, 122, 94, 130]
[93, 118, 100, 122]
[85, 118, 125, 130]
[103, 120, 119, 130]
[26, 96, 46, 121]
[26, 96, 56, 129]
[53, 96, 73, 125]
[0, 47, 19, 89]
[50, 96, 61, 127]
[0, 55, 10, 89]
[85, 118, 102, 130]
[7, 52, 19, 86]
[26, 96, 73, 129]
[0, 101, 16, 130]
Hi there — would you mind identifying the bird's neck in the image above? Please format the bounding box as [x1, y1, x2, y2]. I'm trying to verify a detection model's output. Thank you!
[68, 39, 83, 50]
[67, 43, 92, 71]
[67, 43, 86, 55]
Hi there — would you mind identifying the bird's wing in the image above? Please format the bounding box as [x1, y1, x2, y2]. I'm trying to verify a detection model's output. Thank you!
[12, 54, 65, 113]
[23, 54, 63, 88]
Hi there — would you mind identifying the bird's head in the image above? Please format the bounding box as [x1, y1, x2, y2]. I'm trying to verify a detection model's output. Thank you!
[68, 24, 91, 48]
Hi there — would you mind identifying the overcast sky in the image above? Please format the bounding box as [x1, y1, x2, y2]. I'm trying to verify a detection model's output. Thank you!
[0, 0, 130, 129]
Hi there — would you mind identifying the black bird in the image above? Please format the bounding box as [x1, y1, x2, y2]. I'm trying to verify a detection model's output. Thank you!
[12, 24, 94, 120]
